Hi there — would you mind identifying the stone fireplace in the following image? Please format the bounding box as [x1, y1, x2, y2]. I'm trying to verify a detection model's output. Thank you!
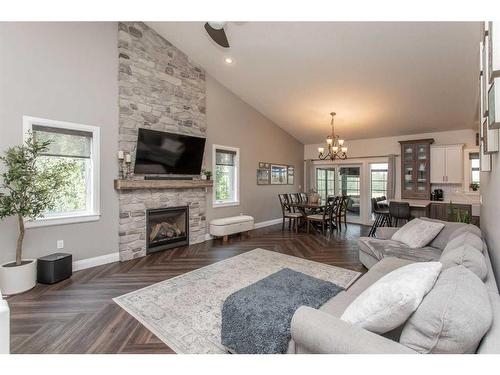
[146, 206, 189, 253]
[116, 22, 208, 262]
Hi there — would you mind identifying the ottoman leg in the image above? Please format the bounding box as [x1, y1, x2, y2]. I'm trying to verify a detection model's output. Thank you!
[223, 235, 229, 243]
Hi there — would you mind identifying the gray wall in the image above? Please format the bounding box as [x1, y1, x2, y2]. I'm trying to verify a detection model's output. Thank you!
[480, 153, 500, 285]
[0, 22, 119, 263]
[205, 76, 304, 223]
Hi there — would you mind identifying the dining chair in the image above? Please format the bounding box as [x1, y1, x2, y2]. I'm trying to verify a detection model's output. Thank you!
[368, 198, 391, 237]
[334, 195, 348, 231]
[299, 192, 308, 203]
[306, 196, 336, 235]
[278, 194, 303, 232]
[389, 201, 411, 227]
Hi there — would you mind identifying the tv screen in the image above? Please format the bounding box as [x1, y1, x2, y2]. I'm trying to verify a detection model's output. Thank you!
[134, 128, 206, 175]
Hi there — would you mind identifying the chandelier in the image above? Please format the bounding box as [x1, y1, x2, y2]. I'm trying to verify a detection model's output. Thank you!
[318, 112, 348, 160]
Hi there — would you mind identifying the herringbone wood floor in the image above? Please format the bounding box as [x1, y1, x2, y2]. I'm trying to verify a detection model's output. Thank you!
[7, 223, 369, 354]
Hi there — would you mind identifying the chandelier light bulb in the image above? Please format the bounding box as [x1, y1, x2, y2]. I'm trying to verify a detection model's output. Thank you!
[341, 147, 347, 153]
[318, 147, 324, 154]
[332, 146, 338, 152]
[326, 137, 333, 145]
[338, 139, 344, 146]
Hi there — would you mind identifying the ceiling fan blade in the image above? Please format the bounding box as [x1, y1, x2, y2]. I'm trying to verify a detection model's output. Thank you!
[204, 22, 230, 48]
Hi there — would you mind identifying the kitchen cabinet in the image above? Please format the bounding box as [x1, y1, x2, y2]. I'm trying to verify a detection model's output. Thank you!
[430, 145, 463, 184]
[399, 139, 434, 199]
[430, 202, 475, 224]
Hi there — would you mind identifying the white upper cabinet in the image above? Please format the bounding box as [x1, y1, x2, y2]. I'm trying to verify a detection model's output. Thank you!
[430, 145, 463, 184]
[430, 147, 446, 183]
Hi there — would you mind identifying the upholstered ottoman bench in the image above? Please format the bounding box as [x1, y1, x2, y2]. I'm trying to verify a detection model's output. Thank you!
[209, 215, 255, 242]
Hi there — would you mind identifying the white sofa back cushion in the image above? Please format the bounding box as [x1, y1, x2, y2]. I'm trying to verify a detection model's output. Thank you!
[391, 218, 445, 249]
[341, 262, 442, 334]
[400, 265, 493, 353]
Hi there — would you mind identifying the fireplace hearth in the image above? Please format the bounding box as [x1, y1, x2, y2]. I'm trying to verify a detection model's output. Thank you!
[146, 206, 189, 253]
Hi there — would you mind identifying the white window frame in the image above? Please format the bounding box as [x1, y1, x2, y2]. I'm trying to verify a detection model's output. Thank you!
[22, 116, 101, 228]
[212, 144, 240, 208]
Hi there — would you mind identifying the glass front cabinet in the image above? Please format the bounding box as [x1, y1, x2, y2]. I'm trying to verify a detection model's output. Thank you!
[399, 139, 434, 199]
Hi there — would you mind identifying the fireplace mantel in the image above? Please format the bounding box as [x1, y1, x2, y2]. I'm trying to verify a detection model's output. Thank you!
[114, 179, 213, 190]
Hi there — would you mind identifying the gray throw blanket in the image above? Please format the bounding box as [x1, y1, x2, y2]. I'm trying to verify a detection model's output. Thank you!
[221, 268, 343, 354]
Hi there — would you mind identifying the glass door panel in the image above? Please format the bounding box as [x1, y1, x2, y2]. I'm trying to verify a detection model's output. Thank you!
[316, 168, 335, 202]
[338, 166, 360, 217]
[403, 163, 414, 191]
[417, 144, 428, 160]
[417, 161, 427, 191]
[403, 145, 414, 162]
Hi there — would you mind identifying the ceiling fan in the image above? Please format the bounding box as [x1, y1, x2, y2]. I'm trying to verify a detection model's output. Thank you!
[204, 22, 230, 48]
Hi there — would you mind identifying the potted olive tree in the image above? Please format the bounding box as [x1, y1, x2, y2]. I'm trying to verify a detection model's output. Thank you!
[0, 135, 71, 295]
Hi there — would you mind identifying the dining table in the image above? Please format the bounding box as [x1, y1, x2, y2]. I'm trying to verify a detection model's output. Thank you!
[288, 201, 331, 233]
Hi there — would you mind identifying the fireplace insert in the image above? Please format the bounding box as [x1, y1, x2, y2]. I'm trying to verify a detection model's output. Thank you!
[146, 206, 189, 253]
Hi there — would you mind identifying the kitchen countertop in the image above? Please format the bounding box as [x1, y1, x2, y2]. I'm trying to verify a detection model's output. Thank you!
[385, 197, 480, 216]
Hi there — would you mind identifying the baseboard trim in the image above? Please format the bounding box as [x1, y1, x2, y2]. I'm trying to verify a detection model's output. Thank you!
[254, 218, 282, 229]
[73, 252, 120, 272]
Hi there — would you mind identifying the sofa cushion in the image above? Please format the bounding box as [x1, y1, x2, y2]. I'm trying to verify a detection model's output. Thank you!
[400, 266, 493, 353]
[358, 237, 442, 263]
[444, 231, 483, 253]
[391, 218, 445, 248]
[341, 262, 442, 334]
[419, 217, 468, 250]
[440, 244, 488, 280]
[448, 224, 482, 241]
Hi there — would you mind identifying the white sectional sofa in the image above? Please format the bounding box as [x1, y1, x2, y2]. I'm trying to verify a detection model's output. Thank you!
[289, 219, 500, 354]
[0, 290, 9, 354]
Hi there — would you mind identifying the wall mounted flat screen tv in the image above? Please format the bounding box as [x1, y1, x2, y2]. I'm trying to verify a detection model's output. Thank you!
[134, 128, 206, 175]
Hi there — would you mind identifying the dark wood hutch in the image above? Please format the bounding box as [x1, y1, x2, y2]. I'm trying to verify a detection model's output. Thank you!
[399, 138, 434, 200]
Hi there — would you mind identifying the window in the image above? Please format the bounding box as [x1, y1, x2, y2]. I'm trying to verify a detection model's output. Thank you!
[23, 116, 100, 227]
[213, 145, 239, 207]
[370, 163, 388, 198]
[470, 152, 480, 186]
[315, 168, 335, 202]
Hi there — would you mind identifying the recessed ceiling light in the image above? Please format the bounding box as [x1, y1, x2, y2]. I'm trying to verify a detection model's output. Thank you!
[224, 57, 233, 64]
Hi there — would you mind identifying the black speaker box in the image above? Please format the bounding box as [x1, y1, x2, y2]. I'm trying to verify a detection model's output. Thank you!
[37, 253, 72, 284]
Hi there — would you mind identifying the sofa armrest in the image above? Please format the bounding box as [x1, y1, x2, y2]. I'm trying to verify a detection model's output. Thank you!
[291, 306, 416, 354]
[0, 299, 10, 354]
[375, 227, 399, 240]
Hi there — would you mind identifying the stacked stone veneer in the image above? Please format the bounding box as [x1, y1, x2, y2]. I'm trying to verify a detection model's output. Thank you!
[118, 22, 207, 261]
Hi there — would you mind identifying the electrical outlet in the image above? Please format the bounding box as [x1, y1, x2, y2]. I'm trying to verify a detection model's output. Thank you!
[57, 240, 64, 249]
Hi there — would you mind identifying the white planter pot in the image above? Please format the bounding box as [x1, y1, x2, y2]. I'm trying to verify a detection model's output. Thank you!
[0, 259, 37, 296]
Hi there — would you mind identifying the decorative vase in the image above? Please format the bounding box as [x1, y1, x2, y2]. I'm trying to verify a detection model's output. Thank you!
[0, 259, 37, 295]
[309, 193, 320, 204]
[201, 174, 207, 180]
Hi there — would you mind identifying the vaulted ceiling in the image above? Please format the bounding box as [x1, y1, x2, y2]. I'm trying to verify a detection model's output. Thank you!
[148, 22, 481, 144]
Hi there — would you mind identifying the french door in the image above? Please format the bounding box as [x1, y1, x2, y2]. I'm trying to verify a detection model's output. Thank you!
[338, 166, 361, 221]
[315, 168, 335, 202]
[315, 165, 363, 223]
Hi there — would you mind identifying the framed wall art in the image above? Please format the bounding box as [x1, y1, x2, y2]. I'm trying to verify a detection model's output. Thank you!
[257, 168, 270, 185]
[287, 166, 295, 185]
[270, 164, 288, 184]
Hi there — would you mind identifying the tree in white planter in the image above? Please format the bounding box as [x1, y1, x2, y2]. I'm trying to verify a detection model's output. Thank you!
[0, 135, 72, 294]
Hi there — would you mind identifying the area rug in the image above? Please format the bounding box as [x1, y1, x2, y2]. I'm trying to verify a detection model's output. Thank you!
[113, 248, 361, 354]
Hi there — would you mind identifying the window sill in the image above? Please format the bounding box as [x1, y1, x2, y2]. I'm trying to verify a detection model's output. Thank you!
[213, 201, 240, 208]
[25, 213, 101, 228]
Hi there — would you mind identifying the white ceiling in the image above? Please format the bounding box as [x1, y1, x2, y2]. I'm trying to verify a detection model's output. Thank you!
[148, 22, 481, 144]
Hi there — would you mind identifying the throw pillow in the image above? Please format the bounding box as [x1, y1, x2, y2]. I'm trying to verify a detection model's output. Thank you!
[400, 265, 493, 354]
[440, 244, 488, 280]
[391, 218, 445, 248]
[341, 262, 442, 334]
